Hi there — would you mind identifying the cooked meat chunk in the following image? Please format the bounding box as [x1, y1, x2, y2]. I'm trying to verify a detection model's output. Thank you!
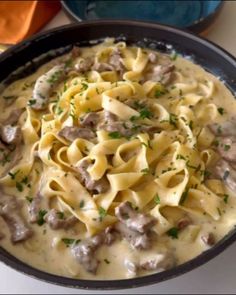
[45, 209, 77, 230]
[58, 126, 95, 142]
[72, 234, 104, 274]
[209, 118, 236, 137]
[103, 226, 117, 245]
[210, 159, 236, 193]
[3, 109, 24, 126]
[140, 252, 175, 271]
[75, 58, 93, 73]
[0, 191, 33, 243]
[29, 192, 42, 223]
[77, 159, 109, 194]
[214, 137, 236, 163]
[201, 233, 215, 246]
[80, 112, 100, 129]
[114, 222, 151, 250]
[146, 63, 175, 85]
[32, 65, 65, 110]
[177, 217, 192, 230]
[0, 125, 22, 145]
[115, 201, 156, 234]
[92, 62, 114, 72]
[148, 52, 157, 63]
[109, 48, 124, 72]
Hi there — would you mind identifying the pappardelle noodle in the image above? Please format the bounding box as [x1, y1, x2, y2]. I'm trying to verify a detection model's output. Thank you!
[0, 39, 236, 279]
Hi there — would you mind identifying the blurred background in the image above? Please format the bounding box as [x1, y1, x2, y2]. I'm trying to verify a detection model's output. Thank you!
[0, 0, 235, 56]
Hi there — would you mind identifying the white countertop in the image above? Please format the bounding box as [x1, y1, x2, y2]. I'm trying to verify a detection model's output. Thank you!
[1, 1, 236, 294]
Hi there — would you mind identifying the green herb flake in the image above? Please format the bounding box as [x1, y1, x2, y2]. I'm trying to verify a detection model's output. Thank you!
[180, 189, 189, 205]
[167, 227, 179, 239]
[141, 168, 150, 174]
[176, 154, 186, 160]
[217, 207, 222, 216]
[139, 108, 153, 119]
[37, 209, 48, 226]
[16, 182, 23, 192]
[98, 207, 107, 221]
[27, 99, 36, 106]
[223, 194, 229, 204]
[57, 212, 64, 219]
[108, 131, 122, 139]
[61, 238, 80, 247]
[217, 107, 225, 115]
[25, 196, 33, 203]
[81, 83, 88, 91]
[154, 194, 161, 204]
[169, 113, 178, 127]
[155, 89, 167, 98]
[104, 259, 110, 264]
[224, 144, 231, 151]
[21, 176, 28, 184]
[8, 170, 19, 180]
[79, 200, 85, 209]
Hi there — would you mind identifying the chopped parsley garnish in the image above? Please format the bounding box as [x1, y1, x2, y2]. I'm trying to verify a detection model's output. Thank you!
[56, 106, 63, 115]
[79, 200, 85, 208]
[180, 189, 189, 205]
[217, 207, 222, 216]
[27, 99, 36, 106]
[16, 182, 23, 192]
[108, 131, 122, 139]
[217, 126, 222, 135]
[57, 212, 64, 219]
[139, 108, 153, 119]
[169, 113, 178, 127]
[25, 196, 33, 203]
[81, 82, 88, 91]
[213, 140, 219, 147]
[141, 168, 150, 174]
[141, 140, 152, 149]
[189, 120, 193, 131]
[217, 107, 225, 115]
[170, 51, 178, 61]
[46, 70, 63, 84]
[104, 259, 110, 264]
[154, 194, 161, 204]
[176, 154, 186, 160]
[223, 194, 229, 204]
[98, 207, 107, 221]
[8, 170, 19, 180]
[155, 89, 167, 98]
[224, 144, 231, 151]
[167, 227, 179, 239]
[37, 209, 48, 226]
[21, 176, 28, 185]
[61, 238, 80, 247]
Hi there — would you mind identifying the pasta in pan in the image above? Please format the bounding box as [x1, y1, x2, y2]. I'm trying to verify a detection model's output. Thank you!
[0, 39, 236, 279]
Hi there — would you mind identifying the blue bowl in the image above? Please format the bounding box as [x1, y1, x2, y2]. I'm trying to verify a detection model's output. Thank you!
[61, 0, 223, 34]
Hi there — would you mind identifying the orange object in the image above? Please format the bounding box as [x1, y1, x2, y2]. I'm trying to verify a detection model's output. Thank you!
[0, 0, 61, 45]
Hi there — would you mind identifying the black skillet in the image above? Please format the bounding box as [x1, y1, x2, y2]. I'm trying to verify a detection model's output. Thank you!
[0, 20, 236, 290]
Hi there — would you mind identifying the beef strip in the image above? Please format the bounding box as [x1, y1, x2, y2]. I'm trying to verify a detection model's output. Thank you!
[177, 217, 192, 230]
[31, 65, 65, 110]
[109, 48, 125, 72]
[147, 63, 175, 85]
[115, 201, 156, 234]
[74, 57, 93, 73]
[0, 191, 33, 243]
[114, 222, 151, 250]
[77, 159, 109, 194]
[201, 232, 215, 246]
[58, 126, 95, 142]
[29, 192, 42, 223]
[45, 209, 77, 230]
[99, 111, 160, 138]
[80, 112, 100, 129]
[0, 125, 22, 145]
[214, 137, 236, 163]
[71, 234, 104, 274]
[140, 252, 175, 271]
[148, 52, 157, 63]
[2, 109, 24, 126]
[209, 159, 236, 193]
[209, 118, 236, 137]
[92, 62, 114, 72]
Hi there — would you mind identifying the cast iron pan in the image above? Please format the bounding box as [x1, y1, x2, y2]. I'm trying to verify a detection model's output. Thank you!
[0, 20, 236, 290]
